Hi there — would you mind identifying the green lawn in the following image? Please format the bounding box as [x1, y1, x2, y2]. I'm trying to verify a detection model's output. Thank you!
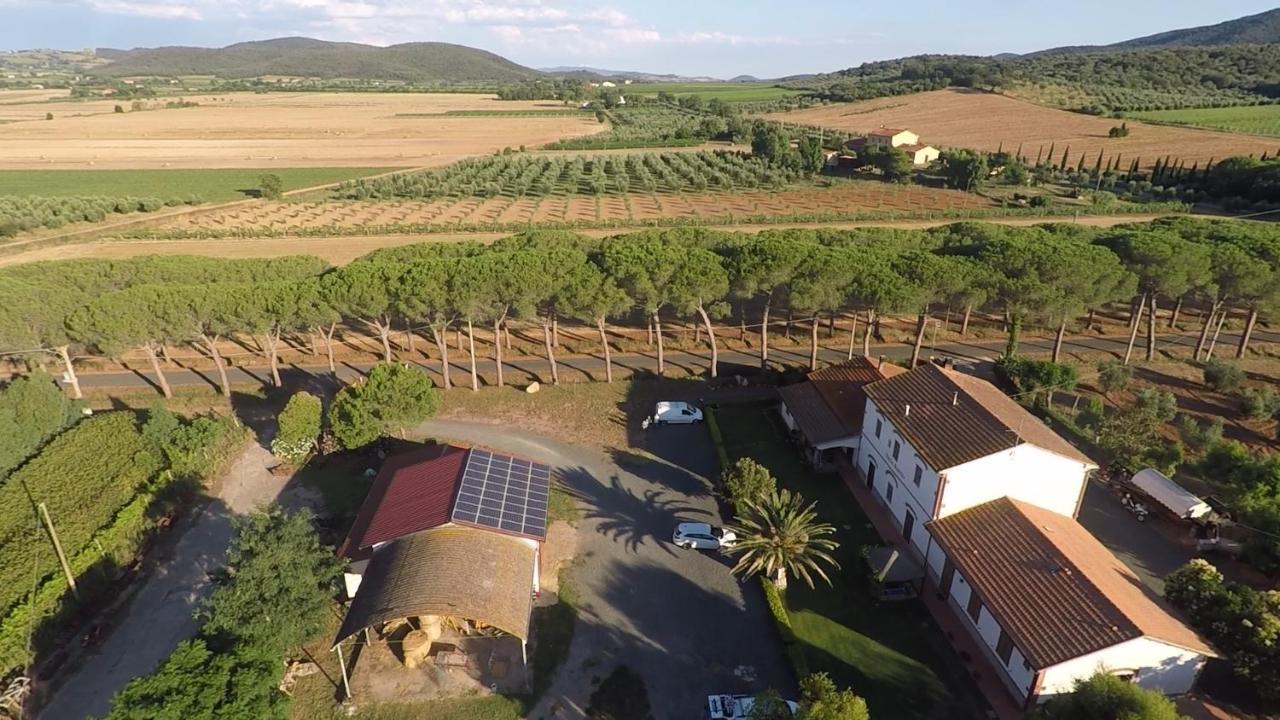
[1129, 105, 1280, 137]
[713, 401, 989, 720]
[622, 82, 801, 103]
[0, 167, 398, 201]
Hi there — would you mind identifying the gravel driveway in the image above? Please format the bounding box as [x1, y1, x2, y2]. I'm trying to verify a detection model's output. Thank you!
[416, 419, 793, 720]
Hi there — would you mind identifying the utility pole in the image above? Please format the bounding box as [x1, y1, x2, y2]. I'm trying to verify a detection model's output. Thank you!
[38, 503, 78, 599]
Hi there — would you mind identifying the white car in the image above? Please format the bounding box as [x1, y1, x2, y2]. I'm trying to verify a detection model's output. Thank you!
[707, 693, 799, 719]
[674, 522, 736, 551]
[644, 401, 703, 427]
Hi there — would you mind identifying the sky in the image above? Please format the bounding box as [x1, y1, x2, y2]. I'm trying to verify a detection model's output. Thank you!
[0, 0, 1277, 77]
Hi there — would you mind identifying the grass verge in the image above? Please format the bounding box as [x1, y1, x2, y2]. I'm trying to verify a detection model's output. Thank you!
[713, 400, 990, 720]
[0, 167, 398, 201]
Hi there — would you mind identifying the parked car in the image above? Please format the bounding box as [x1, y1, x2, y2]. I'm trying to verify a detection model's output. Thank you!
[642, 401, 703, 428]
[707, 693, 798, 719]
[674, 522, 736, 551]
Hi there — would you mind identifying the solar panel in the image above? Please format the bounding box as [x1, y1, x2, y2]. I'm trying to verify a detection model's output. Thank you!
[451, 448, 551, 540]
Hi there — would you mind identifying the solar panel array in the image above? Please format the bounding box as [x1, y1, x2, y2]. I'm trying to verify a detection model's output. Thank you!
[451, 449, 551, 540]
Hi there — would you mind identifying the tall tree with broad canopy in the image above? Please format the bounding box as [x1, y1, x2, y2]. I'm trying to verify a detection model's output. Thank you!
[293, 277, 343, 375]
[667, 243, 731, 377]
[790, 245, 853, 371]
[559, 260, 630, 383]
[724, 232, 812, 369]
[601, 233, 680, 376]
[228, 282, 307, 388]
[0, 278, 84, 399]
[393, 258, 457, 390]
[1098, 230, 1212, 364]
[320, 261, 401, 363]
[448, 255, 497, 391]
[939, 148, 989, 191]
[66, 285, 186, 398]
[1038, 242, 1136, 363]
[842, 244, 910, 358]
[891, 251, 981, 368]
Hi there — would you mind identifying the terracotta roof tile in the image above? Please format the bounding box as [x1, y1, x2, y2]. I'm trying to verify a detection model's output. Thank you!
[869, 127, 909, 136]
[864, 364, 1094, 470]
[928, 498, 1216, 668]
[779, 382, 846, 444]
[780, 357, 906, 444]
[338, 444, 468, 559]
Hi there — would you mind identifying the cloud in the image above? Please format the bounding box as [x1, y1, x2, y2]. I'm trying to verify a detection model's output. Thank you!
[84, 0, 204, 19]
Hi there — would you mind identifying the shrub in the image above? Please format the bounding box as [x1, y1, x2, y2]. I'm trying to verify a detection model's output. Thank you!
[1165, 559, 1280, 702]
[1241, 386, 1280, 421]
[258, 173, 284, 200]
[1174, 414, 1224, 453]
[0, 371, 82, 478]
[1203, 360, 1245, 393]
[271, 392, 322, 464]
[721, 457, 777, 513]
[799, 672, 871, 720]
[1096, 361, 1132, 395]
[328, 363, 440, 450]
[1039, 672, 1180, 720]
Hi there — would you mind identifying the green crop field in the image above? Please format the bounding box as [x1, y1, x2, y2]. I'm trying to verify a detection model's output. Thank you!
[0, 167, 399, 202]
[1129, 105, 1280, 137]
[622, 82, 800, 103]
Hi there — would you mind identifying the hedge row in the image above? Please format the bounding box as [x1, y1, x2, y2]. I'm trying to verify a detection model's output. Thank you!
[0, 412, 161, 618]
[0, 413, 245, 676]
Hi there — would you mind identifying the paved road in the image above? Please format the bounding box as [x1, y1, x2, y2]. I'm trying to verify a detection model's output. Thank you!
[38, 444, 302, 720]
[415, 419, 792, 720]
[68, 327, 1280, 393]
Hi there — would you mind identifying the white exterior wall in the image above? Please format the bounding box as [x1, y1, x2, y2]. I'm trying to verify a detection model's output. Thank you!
[778, 399, 859, 466]
[939, 444, 1091, 520]
[911, 146, 940, 165]
[859, 398, 940, 557]
[940, 567, 1036, 699]
[1038, 637, 1207, 700]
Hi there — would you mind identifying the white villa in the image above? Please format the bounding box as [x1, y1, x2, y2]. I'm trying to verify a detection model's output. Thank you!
[830, 362, 1215, 712]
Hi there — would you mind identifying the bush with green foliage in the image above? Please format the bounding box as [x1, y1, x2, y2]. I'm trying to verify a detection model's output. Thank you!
[1196, 443, 1280, 572]
[0, 410, 243, 676]
[1174, 414, 1224, 454]
[143, 403, 238, 480]
[328, 363, 441, 450]
[1165, 559, 1280, 702]
[1202, 360, 1245, 393]
[0, 371, 81, 478]
[258, 173, 284, 201]
[1083, 389, 1183, 474]
[1036, 671, 1182, 720]
[271, 392, 322, 464]
[1095, 361, 1133, 395]
[799, 672, 871, 720]
[721, 457, 778, 513]
[104, 506, 339, 719]
[1240, 386, 1280, 422]
[747, 689, 793, 720]
[995, 356, 1078, 407]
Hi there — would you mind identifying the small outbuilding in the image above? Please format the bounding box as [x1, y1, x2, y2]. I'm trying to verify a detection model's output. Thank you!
[777, 356, 905, 470]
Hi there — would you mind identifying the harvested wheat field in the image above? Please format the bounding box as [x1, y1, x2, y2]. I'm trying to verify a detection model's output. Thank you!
[0, 92, 606, 169]
[160, 182, 995, 231]
[765, 88, 1277, 167]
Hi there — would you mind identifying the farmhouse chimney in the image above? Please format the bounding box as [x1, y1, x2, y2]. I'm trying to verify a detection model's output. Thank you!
[878, 355, 885, 369]
[952, 392, 959, 407]
[904, 403, 910, 418]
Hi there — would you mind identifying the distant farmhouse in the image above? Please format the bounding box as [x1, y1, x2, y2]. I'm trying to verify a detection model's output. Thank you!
[843, 127, 940, 166]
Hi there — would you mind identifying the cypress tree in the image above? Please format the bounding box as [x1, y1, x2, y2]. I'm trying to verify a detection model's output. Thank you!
[997, 140, 1004, 155]
[1112, 153, 1122, 173]
[1045, 142, 1055, 167]
[1188, 161, 1199, 181]
[1015, 142, 1024, 163]
[1093, 149, 1104, 174]
[1034, 146, 1044, 167]
[1059, 145, 1070, 171]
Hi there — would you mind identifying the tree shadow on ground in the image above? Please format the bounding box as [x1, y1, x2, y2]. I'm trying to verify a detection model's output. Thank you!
[557, 465, 707, 557]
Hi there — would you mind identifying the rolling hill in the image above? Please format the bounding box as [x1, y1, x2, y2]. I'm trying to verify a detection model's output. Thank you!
[91, 37, 540, 83]
[1032, 7, 1280, 55]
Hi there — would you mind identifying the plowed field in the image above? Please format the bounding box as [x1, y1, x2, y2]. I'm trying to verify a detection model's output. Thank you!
[764, 89, 1276, 167]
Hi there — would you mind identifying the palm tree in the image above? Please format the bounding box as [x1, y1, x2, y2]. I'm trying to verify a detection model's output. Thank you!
[726, 488, 839, 591]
